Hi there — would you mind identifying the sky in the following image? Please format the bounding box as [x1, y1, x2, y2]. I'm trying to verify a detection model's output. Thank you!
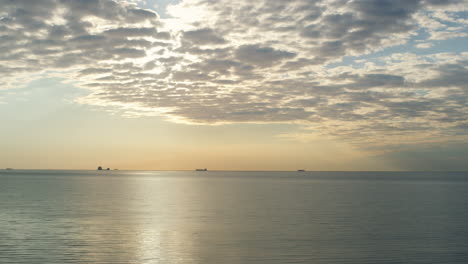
[0, 0, 467, 171]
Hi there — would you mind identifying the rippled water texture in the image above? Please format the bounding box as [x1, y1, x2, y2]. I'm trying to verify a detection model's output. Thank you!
[1, 170, 468, 263]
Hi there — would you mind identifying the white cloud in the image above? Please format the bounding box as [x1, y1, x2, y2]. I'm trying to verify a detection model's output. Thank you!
[415, 42, 433, 48]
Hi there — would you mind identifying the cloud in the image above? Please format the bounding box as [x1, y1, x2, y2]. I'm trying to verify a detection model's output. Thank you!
[103, 27, 158, 38]
[0, 0, 467, 145]
[415, 42, 433, 48]
[235, 44, 296, 67]
[182, 28, 226, 45]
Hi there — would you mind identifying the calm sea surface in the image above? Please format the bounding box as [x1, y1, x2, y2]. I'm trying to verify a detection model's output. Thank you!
[1, 170, 468, 264]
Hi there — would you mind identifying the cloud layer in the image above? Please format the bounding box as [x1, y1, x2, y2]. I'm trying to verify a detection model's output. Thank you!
[1, 0, 467, 144]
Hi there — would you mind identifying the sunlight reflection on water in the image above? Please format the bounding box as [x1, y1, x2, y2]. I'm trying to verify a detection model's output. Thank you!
[1, 170, 468, 263]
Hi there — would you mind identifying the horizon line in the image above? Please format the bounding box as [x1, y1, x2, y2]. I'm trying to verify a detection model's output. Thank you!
[2, 169, 468, 173]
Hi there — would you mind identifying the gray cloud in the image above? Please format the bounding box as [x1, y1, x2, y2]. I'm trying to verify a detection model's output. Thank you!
[0, 0, 467, 144]
[418, 61, 468, 89]
[182, 28, 226, 45]
[103, 27, 158, 38]
[235, 44, 296, 67]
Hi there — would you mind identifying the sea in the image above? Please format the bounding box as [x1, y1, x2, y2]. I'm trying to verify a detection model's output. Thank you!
[1, 170, 468, 264]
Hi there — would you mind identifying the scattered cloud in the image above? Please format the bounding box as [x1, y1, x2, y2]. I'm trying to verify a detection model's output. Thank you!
[235, 44, 296, 67]
[182, 28, 226, 45]
[0, 0, 467, 146]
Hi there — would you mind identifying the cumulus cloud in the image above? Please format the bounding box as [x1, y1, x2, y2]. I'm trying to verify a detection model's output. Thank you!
[0, 0, 164, 86]
[0, 0, 467, 145]
[182, 28, 226, 45]
[235, 45, 296, 67]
